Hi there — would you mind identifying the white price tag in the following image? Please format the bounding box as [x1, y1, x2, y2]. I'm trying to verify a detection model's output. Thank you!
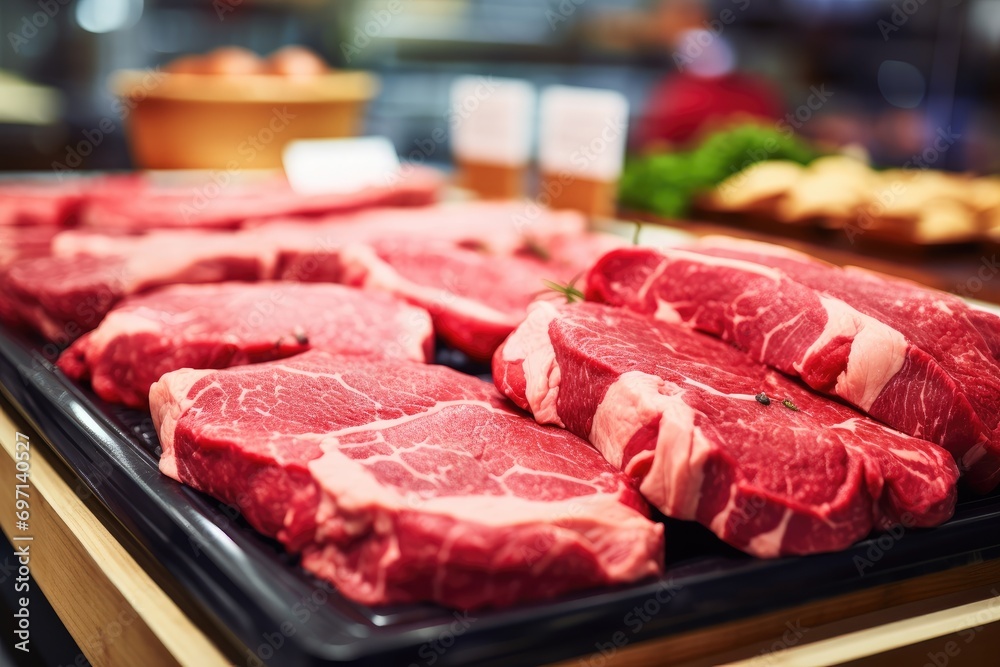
[450, 76, 535, 166]
[538, 85, 629, 182]
[282, 137, 401, 194]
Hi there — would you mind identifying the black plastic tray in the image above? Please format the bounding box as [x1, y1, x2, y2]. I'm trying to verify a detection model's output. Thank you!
[3, 323, 1000, 667]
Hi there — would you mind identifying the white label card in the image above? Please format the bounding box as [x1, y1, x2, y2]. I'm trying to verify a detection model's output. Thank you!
[538, 85, 629, 182]
[283, 137, 401, 194]
[450, 76, 535, 166]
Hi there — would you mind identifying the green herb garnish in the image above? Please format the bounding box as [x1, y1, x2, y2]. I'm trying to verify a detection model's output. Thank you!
[618, 123, 823, 218]
[543, 274, 585, 304]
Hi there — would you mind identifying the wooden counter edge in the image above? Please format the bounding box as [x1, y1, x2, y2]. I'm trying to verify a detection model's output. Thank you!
[721, 591, 1000, 666]
[0, 397, 230, 667]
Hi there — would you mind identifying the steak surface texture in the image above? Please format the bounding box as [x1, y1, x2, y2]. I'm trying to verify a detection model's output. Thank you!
[307, 233, 621, 360]
[1, 235, 267, 342]
[493, 302, 958, 557]
[150, 352, 664, 608]
[690, 236, 1000, 492]
[59, 282, 433, 407]
[78, 169, 441, 231]
[585, 242, 994, 490]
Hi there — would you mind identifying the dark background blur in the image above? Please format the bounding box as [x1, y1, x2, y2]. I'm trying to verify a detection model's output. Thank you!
[0, 0, 996, 173]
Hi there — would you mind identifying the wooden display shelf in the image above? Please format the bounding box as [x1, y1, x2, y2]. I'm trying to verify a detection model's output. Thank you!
[0, 395, 229, 667]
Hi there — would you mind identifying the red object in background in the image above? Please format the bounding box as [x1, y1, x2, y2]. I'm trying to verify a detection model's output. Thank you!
[636, 71, 784, 148]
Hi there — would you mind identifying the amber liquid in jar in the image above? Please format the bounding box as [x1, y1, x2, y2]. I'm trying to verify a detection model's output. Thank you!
[538, 172, 617, 219]
[455, 159, 527, 200]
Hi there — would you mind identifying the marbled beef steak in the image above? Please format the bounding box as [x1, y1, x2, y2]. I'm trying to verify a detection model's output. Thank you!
[304, 232, 624, 360]
[150, 351, 664, 609]
[59, 282, 433, 407]
[77, 168, 441, 231]
[684, 236, 1000, 492]
[493, 302, 958, 557]
[586, 243, 994, 491]
[7, 202, 588, 347]
[0, 237, 267, 342]
[587, 236, 1000, 493]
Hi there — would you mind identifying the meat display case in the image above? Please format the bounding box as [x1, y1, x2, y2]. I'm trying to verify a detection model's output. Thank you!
[3, 314, 1000, 666]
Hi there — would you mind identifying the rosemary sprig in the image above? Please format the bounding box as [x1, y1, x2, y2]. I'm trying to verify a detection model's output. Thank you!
[632, 221, 643, 246]
[543, 273, 585, 304]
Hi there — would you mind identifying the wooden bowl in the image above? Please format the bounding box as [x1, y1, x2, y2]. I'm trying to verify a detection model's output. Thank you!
[111, 70, 379, 170]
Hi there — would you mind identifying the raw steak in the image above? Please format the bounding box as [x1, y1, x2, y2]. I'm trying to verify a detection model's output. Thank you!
[682, 236, 1000, 493]
[493, 302, 958, 557]
[58, 282, 433, 407]
[48, 202, 604, 360]
[1, 234, 268, 343]
[292, 233, 623, 360]
[0, 182, 83, 227]
[585, 245, 992, 490]
[0, 226, 59, 326]
[0, 175, 152, 228]
[79, 169, 441, 231]
[150, 352, 663, 608]
[0, 226, 57, 268]
[54, 202, 587, 270]
[20, 202, 591, 349]
[270, 201, 590, 280]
